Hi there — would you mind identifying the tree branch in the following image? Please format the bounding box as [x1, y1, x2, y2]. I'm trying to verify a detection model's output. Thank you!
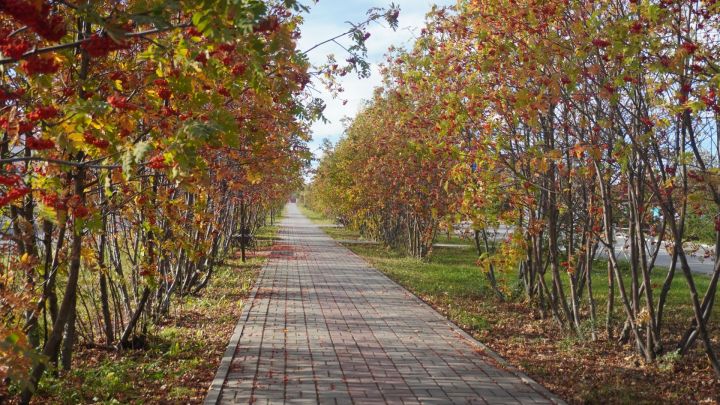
[0, 24, 191, 65]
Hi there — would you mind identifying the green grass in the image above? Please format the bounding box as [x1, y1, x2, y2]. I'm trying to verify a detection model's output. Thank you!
[256, 224, 280, 240]
[298, 204, 335, 225]
[348, 244, 487, 298]
[685, 212, 716, 245]
[585, 258, 719, 327]
[433, 232, 476, 246]
[320, 226, 364, 241]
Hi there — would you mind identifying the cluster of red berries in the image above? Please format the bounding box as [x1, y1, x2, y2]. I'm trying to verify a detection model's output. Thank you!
[107, 95, 136, 110]
[639, 117, 655, 128]
[0, 174, 20, 186]
[186, 27, 202, 37]
[0, 117, 34, 133]
[700, 89, 720, 113]
[688, 170, 705, 182]
[41, 192, 66, 210]
[0, 0, 66, 41]
[81, 33, 128, 57]
[0, 37, 29, 60]
[21, 55, 59, 75]
[231, 62, 246, 76]
[25, 136, 55, 150]
[629, 20, 645, 35]
[0, 87, 23, 102]
[26, 105, 59, 121]
[41, 192, 91, 218]
[217, 43, 235, 53]
[622, 75, 639, 84]
[65, 194, 90, 218]
[217, 86, 230, 97]
[159, 106, 177, 117]
[202, 41, 248, 77]
[210, 43, 235, 65]
[147, 154, 168, 169]
[71, 205, 89, 218]
[18, 120, 34, 132]
[194, 52, 208, 64]
[591, 38, 611, 48]
[158, 87, 171, 100]
[0, 185, 30, 207]
[153, 78, 172, 100]
[83, 132, 110, 149]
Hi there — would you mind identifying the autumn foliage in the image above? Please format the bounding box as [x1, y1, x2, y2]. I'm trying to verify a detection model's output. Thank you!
[0, 0, 317, 401]
[307, 0, 720, 380]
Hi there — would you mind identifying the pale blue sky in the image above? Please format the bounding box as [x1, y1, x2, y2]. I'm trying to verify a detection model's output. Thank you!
[297, 0, 455, 160]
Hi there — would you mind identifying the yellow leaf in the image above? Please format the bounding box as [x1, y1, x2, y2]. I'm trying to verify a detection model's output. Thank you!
[69, 132, 85, 144]
[247, 171, 263, 184]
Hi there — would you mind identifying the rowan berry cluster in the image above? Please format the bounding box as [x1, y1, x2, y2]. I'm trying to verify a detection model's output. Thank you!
[26, 105, 59, 121]
[0, 37, 29, 59]
[65, 194, 89, 218]
[0, 117, 35, 133]
[83, 132, 110, 149]
[0, 87, 24, 103]
[81, 33, 128, 57]
[0, 174, 20, 186]
[0, 185, 30, 207]
[41, 192, 66, 210]
[21, 55, 60, 75]
[107, 95, 136, 110]
[157, 87, 171, 100]
[0, 0, 67, 41]
[25, 136, 55, 150]
[253, 16, 280, 33]
[147, 154, 168, 169]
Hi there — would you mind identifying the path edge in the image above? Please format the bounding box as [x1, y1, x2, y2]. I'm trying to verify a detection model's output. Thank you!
[204, 267, 263, 404]
[337, 239, 567, 405]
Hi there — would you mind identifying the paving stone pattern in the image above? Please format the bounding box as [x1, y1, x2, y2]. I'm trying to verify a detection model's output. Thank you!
[209, 204, 559, 404]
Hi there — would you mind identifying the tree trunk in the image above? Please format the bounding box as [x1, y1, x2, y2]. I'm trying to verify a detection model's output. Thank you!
[117, 287, 151, 349]
[21, 167, 85, 404]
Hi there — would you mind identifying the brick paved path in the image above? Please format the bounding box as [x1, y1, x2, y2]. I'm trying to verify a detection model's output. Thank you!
[206, 204, 561, 404]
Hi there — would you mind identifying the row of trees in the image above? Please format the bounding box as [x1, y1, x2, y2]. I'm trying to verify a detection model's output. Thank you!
[306, 0, 720, 376]
[0, 0, 400, 402]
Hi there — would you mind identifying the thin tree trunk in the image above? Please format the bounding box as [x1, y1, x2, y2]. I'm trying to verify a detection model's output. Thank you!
[21, 167, 85, 404]
[117, 287, 151, 349]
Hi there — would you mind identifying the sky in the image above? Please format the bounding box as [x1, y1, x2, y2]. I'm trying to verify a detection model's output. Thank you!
[297, 0, 455, 161]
